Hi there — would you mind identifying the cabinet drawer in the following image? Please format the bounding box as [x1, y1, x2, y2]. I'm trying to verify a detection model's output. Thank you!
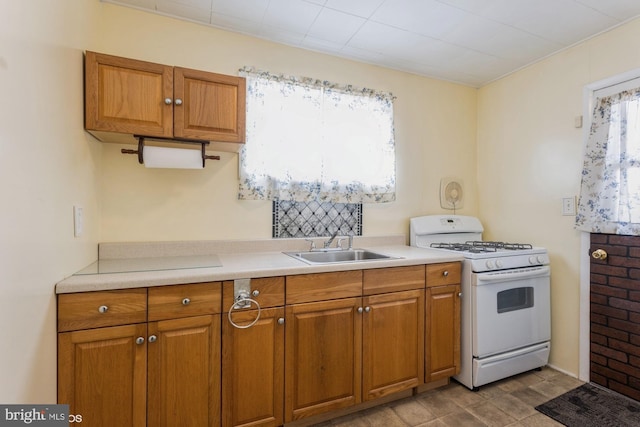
[58, 289, 147, 332]
[222, 276, 284, 313]
[363, 265, 425, 295]
[286, 270, 362, 304]
[148, 282, 221, 321]
[426, 262, 461, 287]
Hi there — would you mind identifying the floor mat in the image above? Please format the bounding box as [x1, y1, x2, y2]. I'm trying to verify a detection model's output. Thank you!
[535, 383, 640, 426]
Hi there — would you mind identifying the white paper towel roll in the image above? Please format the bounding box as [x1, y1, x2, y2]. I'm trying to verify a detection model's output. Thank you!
[143, 146, 203, 169]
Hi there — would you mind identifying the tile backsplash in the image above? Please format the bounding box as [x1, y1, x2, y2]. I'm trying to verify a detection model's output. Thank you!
[272, 200, 362, 239]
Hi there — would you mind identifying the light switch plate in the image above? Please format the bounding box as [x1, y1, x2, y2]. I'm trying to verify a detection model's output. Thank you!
[574, 115, 583, 128]
[73, 205, 83, 237]
[562, 197, 576, 216]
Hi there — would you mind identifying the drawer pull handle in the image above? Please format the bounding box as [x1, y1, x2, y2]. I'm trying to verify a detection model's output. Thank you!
[135, 337, 145, 345]
[252, 290, 260, 297]
[148, 335, 157, 343]
[182, 298, 191, 306]
[443, 271, 449, 277]
[98, 305, 108, 314]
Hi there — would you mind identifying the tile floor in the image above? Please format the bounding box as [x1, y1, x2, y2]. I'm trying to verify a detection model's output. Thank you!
[314, 367, 584, 426]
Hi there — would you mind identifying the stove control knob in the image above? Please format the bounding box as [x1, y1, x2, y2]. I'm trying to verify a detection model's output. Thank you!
[496, 260, 504, 269]
[486, 260, 495, 269]
[529, 256, 537, 264]
[537, 256, 545, 264]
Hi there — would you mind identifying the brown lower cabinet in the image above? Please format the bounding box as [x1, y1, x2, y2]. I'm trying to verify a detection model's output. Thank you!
[57, 284, 221, 427]
[222, 307, 285, 427]
[363, 289, 425, 401]
[147, 315, 220, 427]
[285, 297, 363, 422]
[58, 263, 460, 426]
[284, 267, 426, 422]
[425, 263, 462, 382]
[220, 277, 286, 427]
[58, 323, 148, 426]
[57, 315, 220, 427]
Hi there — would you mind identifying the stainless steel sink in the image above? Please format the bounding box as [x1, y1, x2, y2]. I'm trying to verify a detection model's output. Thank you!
[284, 249, 394, 264]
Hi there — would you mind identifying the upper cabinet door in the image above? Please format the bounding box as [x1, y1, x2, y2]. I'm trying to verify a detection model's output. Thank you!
[173, 67, 246, 143]
[85, 51, 174, 138]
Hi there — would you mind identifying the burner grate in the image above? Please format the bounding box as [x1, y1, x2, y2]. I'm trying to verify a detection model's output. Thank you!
[430, 242, 497, 253]
[467, 241, 533, 250]
[501, 242, 534, 250]
[430, 241, 533, 252]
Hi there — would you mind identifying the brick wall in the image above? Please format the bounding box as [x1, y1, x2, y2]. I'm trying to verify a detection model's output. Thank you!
[590, 233, 640, 401]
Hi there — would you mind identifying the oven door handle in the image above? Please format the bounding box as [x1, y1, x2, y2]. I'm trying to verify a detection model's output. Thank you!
[475, 266, 550, 285]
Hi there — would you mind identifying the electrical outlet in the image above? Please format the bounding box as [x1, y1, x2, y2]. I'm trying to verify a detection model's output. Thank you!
[73, 205, 83, 237]
[562, 197, 576, 216]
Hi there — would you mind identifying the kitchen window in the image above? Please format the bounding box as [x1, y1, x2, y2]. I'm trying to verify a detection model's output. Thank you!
[237, 67, 396, 204]
[576, 78, 640, 234]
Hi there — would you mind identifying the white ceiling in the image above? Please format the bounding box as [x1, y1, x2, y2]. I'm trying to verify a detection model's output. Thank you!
[105, 0, 640, 87]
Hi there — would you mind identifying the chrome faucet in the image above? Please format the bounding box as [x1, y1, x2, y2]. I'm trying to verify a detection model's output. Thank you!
[323, 229, 340, 249]
[304, 238, 317, 251]
[336, 234, 354, 250]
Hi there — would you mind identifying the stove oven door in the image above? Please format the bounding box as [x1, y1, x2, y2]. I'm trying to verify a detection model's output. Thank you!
[472, 266, 550, 358]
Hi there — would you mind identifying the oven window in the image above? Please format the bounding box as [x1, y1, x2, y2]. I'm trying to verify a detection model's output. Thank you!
[497, 287, 534, 313]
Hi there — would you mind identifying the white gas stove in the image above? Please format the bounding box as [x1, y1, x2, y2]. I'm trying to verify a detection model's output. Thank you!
[410, 215, 551, 390]
[410, 215, 549, 272]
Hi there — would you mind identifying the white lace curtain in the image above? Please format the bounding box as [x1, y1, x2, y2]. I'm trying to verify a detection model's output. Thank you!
[576, 86, 640, 234]
[237, 67, 396, 203]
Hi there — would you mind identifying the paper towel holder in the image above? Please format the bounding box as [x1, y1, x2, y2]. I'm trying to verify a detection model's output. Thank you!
[121, 135, 221, 167]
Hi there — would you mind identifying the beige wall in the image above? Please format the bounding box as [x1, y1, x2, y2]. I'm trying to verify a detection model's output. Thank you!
[0, 1, 102, 402]
[95, 5, 479, 242]
[1, 1, 477, 402]
[7, 0, 638, 405]
[478, 17, 640, 375]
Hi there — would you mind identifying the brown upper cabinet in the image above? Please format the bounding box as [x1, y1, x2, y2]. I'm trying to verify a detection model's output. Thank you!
[84, 51, 246, 150]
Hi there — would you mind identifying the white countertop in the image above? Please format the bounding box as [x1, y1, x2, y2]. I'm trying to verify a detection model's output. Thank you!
[56, 237, 463, 294]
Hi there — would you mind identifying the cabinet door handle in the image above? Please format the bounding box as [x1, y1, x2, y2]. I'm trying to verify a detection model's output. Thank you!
[364, 306, 371, 313]
[443, 271, 449, 277]
[458, 292, 462, 297]
[98, 305, 108, 314]
[277, 318, 285, 325]
[148, 335, 157, 343]
[164, 98, 173, 105]
[182, 298, 191, 306]
[135, 337, 145, 345]
[357, 307, 363, 314]
[174, 98, 183, 106]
